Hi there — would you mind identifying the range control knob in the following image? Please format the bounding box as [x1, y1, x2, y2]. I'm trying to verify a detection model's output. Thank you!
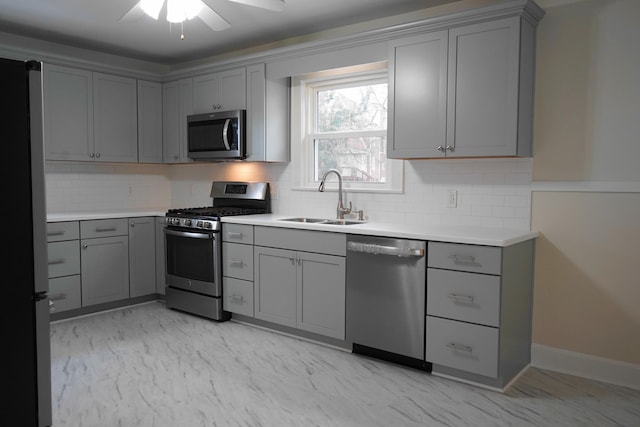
[204, 222, 213, 229]
[184, 219, 192, 226]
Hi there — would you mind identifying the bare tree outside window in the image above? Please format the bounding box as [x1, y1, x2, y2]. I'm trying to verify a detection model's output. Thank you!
[311, 81, 388, 183]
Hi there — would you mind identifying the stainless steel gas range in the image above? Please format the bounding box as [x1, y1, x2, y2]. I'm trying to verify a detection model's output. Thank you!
[164, 181, 270, 320]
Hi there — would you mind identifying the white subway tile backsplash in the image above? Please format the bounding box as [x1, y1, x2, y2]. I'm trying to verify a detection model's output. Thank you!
[45, 157, 533, 231]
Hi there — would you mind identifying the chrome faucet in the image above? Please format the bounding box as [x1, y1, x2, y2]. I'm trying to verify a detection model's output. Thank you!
[318, 168, 352, 219]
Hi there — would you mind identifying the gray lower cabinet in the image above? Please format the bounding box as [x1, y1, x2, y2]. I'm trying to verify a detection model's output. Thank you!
[80, 219, 130, 306]
[129, 217, 156, 298]
[155, 217, 166, 295]
[253, 226, 346, 340]
[425, 240, 535, 388]
[222, 224, 255, 316]
[47, 221, 81, 314]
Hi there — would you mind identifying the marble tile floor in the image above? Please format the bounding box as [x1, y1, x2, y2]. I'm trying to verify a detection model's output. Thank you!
[50, 301, 640, 427]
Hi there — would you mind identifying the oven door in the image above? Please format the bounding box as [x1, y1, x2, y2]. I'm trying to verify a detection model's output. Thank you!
[164, 227, 222, 297]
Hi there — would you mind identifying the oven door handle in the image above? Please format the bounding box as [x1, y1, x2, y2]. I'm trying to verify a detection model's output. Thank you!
[165, 229, 214, 240]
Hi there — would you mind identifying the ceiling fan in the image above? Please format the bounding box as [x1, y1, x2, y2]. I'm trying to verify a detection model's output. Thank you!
[121, 0, 285, 34]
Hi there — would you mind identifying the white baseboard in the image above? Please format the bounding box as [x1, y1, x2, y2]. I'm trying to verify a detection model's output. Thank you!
[531, 344, 640, 391]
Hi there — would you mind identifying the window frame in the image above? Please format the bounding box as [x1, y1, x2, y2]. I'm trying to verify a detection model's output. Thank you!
[291, 63, 404, 194]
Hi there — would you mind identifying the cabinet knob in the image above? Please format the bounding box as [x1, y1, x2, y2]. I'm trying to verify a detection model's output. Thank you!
[89, 153, 95, 158]
[82, 244, 88, 249]
[96, 153, 101, 158]
[436, 146, 445, 152]
[130, 222, 135, 227]
[446, 145, 455, 152]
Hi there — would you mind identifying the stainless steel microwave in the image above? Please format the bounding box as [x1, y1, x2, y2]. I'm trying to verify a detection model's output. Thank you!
[187, 110, 246, 160]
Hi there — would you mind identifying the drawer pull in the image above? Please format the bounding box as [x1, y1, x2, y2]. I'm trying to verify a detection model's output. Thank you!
[448, 254, 476, 264]
[229, 294, 245, 303]
[446, 343, 473, 353]
[48, 258, 66, 266]
[229, 260, 245, 267]
[47, 231, 65, 237]
[49, 293, 67, 302]
[95, 227, 117, 233]
[447, 293, 475, 303]
[228, 232, 244, 239]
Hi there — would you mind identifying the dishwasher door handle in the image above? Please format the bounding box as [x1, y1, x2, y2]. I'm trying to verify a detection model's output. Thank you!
[347, 241, 425, 258]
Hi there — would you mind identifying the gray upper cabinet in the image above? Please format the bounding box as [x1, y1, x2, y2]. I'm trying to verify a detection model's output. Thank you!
[93, 72, 138, 162]
[137, 80, 163, 163]
[43, 65, 139, 162]
[162, 78, 192, 163]
[388, 15, 537, 158]
[44, 64, 94, 161]
[245, 63, 290, 162]
[129, 217, 157, 298]
[388, 31, 448, 159]
[192, 68, 246, 114]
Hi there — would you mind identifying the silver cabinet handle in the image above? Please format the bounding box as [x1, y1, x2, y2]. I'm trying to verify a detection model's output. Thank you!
[49, 293, 67, 302]
[47, 230, 65, 237]
[227, 232, 244, 239]
[229, 294, 244, 302]
[49, 300, 56, 313]
[48, 258, 66, 266]
[436, 145, 445, 152]
[446, 343, 473, 353]
[447, 293, 475, 303]
[347, 242, 425, 258]
[95, 227, 117, 233]
[229, 260, 244, 267]
[446, 145, 455, 152]
[448, 254, 476, 263]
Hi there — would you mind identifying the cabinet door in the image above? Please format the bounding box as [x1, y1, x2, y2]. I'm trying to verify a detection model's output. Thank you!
[446, 17, 520, 157]
[81, 235, 130, 306]
[388, 31, 448, 159]
[129, 217, 156, 298]
[162, 79, 192, 163]
[43, 64, 94, 161]
[297, 252, 346, 340]
[155, 217, 166, 295]
[193, 68, 246, 114]
[93, 72, 138, 162]
[137, 80, 163, 163]
[254, 246, 297, 327]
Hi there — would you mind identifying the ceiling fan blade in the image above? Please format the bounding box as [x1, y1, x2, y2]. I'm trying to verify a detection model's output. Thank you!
[197, 6, 231, 31]
[226, 0, 285, 12]
[119, 1, 148, 22]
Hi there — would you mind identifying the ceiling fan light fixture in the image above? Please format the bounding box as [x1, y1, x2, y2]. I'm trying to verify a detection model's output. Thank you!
[140, 0, 164, 20]
[166, 0, 203, 23]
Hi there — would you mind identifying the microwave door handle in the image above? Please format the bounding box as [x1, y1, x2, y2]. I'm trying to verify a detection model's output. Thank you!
[222, 118, 231, 150]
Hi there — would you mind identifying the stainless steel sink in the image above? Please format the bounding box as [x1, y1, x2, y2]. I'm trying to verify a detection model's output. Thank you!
[278, 217, 328, 223]
[321, 219, 365, 225]
[278, 217, 366, 226]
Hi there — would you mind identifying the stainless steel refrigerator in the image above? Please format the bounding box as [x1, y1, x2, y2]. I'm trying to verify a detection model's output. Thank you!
[1, 57, 52, 426]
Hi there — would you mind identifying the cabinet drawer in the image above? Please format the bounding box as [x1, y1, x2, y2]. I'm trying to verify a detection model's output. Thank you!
[428, 242, 501, 275]
[48, 240, 80, 278]
[47, 221, 79, 242]
[223, 277, 254, 317]
[222, 224, 254, 244]
[427, 268, 500, 327]
[255, 226, 346, 256]
[223, 242, 254, 281]
[426, 316, 499, 378]
[80, 218, 128, 238]
[49, 275, 81, 313]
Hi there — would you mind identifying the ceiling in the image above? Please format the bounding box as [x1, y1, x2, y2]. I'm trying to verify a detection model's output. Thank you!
[0, 0, 461, 65]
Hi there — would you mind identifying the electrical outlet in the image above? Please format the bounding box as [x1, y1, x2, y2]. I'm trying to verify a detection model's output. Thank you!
[447, 190, 457, 208]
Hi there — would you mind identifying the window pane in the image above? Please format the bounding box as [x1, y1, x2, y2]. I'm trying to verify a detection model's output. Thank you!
[314, 137, 387, 183]
[316, 83, 387, 133]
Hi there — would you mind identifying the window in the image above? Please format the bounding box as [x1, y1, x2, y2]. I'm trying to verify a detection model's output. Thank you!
[292, 63, 403, 193]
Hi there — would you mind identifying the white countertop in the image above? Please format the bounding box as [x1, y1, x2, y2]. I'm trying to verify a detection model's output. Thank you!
[221, 214, 538, 247]
[47, 211, 166, 222]
[47, 211, 538, 246]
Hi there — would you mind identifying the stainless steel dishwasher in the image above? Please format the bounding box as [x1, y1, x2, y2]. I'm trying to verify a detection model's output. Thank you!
[346, 235, 430, 371]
